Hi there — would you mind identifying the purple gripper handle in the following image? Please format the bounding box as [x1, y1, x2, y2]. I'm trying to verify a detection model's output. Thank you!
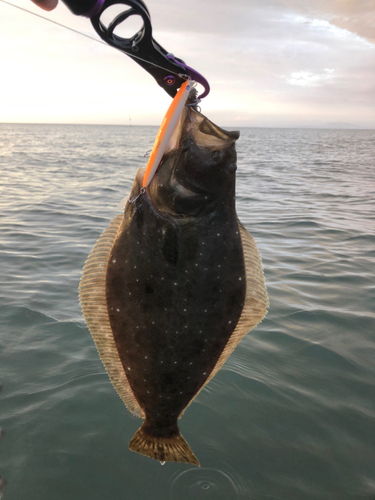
[167, 54, 210, 99]
[62, 0, 211, 99]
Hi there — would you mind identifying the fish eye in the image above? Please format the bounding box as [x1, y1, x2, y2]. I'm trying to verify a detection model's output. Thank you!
[211, 150, 221, 161]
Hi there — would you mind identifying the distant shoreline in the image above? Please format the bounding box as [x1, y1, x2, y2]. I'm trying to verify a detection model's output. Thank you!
[1, 122, 374, 131]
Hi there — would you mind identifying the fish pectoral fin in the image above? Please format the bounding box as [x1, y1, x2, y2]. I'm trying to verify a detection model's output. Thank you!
[129, 424, 200, 467]
[116, 195, 129, 211]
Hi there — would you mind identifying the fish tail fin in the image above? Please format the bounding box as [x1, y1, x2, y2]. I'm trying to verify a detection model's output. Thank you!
[129, 424, 200, 467]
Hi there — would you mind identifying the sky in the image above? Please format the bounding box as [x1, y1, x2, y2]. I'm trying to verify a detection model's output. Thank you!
[0, 0, 374, 127]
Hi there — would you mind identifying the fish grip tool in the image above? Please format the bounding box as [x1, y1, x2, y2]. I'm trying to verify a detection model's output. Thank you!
[60, 0, 210, 98]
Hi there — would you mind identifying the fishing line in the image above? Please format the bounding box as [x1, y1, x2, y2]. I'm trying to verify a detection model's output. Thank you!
[0, 0, 188, 78]
[0, 0, 109, 44]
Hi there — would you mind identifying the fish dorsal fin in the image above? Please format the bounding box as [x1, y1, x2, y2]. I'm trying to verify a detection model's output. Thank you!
[79, 214, 145, 419]
[179, 219, 268, 418]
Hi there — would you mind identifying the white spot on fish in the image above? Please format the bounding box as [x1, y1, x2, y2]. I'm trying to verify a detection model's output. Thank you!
[203, 372, 207, 375]
[145, 356, 148, 359]
[127, 367, 131, 371]
[116, 308, 120, 312]
[239, 277, 242, 280]
[113, 259, 116, 263]
[228, 320, 232, 324]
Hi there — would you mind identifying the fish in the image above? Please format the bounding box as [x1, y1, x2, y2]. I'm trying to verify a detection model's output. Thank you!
[79, 92, 268, 467]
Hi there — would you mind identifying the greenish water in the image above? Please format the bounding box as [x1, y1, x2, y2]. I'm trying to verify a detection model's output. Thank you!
[0, 124, 374, 499]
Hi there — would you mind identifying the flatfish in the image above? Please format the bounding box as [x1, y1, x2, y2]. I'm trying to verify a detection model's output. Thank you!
[79, 99, 268, 466]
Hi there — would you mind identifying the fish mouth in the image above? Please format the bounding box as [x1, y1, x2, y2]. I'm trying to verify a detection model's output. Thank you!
[141, 92, 240, 218]
[165, 91, 240, 156]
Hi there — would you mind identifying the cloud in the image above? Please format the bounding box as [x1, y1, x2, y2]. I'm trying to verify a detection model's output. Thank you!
[287, 69, 335, 87]
[280, 0, 375, 44]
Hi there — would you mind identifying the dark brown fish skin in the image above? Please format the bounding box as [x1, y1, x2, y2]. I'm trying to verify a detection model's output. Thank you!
[106, 114, 246, 444]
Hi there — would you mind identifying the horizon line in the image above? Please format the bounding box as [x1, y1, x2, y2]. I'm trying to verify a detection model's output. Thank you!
[1, 122, 374, 130]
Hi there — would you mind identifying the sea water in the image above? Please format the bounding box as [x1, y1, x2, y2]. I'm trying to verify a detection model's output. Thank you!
[0, 123, 374, 500]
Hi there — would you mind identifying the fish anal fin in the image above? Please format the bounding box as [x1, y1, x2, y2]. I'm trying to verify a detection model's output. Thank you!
[129, 424, 200, 467]
[179, 219, 268, 418]
[79, 213, 145, 419]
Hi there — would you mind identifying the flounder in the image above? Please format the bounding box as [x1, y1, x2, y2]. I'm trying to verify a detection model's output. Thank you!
[79, 94, 268, 467]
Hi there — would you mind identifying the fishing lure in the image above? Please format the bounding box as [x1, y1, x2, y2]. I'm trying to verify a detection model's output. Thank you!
[142, 79, 192, 188]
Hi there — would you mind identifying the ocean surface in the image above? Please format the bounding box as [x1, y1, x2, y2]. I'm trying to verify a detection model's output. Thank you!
[0, 123, 374, 500]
